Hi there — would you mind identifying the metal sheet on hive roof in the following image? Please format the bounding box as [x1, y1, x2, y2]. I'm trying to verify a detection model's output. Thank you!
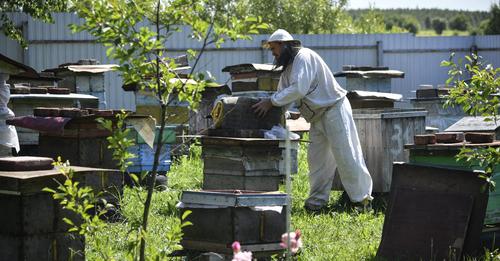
[445, 116, 500, 132]
[222, 63, 281, 73]
[180, 190, 288, 207]
[347, 90, 402, 101]
[66, 64, 119, 73]
[335, 70, 405, 78]
[0, 52, 35, 76]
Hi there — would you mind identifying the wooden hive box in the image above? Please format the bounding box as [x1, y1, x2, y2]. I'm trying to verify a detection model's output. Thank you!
[179, 190, 287, 257]
[201, 137, 297, 191]
[333, 108, 427, 192]
[222, 63, 282, 92]
[0, 161, 122, 261]
[211, 96, 283, 132]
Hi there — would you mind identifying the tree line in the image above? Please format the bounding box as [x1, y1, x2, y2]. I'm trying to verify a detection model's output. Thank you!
[349, 7, 497, 35]
[2, 0, 500, 48]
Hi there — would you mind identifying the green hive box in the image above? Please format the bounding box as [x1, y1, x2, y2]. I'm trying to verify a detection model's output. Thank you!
[406, 142, 500, 225]
[128, 125, 177, 144]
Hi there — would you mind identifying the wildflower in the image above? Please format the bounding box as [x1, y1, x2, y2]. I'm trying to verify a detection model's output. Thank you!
[232, 241, 252, 261]
[280, 229, 303, 254]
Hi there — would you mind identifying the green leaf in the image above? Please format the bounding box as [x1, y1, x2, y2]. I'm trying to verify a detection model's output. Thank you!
[181, 210, 191, 220]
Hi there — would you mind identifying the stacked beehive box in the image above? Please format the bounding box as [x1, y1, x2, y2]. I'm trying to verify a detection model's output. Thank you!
[198, 63, 300, 192]
[201, 137, 283, 191]
[8, 94, 98, 149]
[178, 64, 294, 258]
[43, 59, 114, 109]
[334, 66, 427, 193]
[5, 109, 153, 171]
[0, 156, 122, 260]
[410, 84, 465, 132]
[34, 109, 118, 169]
[179, 190, 287, 257]
[222, 63, 281, 93]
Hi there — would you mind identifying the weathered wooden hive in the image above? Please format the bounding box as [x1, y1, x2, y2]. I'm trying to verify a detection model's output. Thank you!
[332, 108, 427, 192]
[188, 84, 231, 135]
[8, 94, 99, 151]
[410, 84, 465, 131]
[179, 190, 287, 257]
[334, 65, 404, 93]
[0, 156, 122, 260]
[209, 96, 283, 136]
[332, 66, 427, 193]
[43, 59, 114, 109]
[222, 63, 282, 92]
[201, 137, 297, 191]
[6, 110, 153, 171]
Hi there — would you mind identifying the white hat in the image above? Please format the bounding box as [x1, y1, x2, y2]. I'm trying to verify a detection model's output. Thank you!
[268, 29, 294, 42]
[263, 29, 300, 48]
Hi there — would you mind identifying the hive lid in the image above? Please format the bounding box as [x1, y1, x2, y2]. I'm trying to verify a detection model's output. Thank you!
[0, 156, 54, 171]
[222, 63, 281, 73]
[181, 190, 288, 207]
[445, 116, 500, 132]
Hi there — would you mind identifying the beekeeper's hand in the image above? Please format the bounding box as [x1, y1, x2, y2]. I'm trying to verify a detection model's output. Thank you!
[252, 98, 273, 118]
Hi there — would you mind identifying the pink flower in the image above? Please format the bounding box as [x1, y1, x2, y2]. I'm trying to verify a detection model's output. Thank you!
[280, 229, 303, 254]
[232, 241, 252, 261]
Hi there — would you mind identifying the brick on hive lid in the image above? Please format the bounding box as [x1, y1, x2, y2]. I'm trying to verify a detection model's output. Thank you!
[435, 132, 465, 143]
[47, 87, 70, 95]
[414, 134, 437, 145]
[93, 109, 114, 117]
[465, 132, 495, 144]
[33, 107, 61, 117]
[9, 86, 30, 94]
[30, 87, 48, 94]
[59, 108, 89, 118]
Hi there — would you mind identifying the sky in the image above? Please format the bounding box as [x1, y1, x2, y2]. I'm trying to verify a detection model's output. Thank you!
[347, 0, 496, 11]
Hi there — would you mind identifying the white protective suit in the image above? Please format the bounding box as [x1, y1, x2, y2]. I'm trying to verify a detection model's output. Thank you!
[0, 75, 20, 153]
[270, 47, 373, 206]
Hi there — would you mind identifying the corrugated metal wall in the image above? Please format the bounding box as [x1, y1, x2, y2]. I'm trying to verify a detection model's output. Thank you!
[1, 12, 499, 110]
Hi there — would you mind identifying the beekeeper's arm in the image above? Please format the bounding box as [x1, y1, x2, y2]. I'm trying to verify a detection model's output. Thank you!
[253, 52, 315, 117]
[270, 52, 315, 106]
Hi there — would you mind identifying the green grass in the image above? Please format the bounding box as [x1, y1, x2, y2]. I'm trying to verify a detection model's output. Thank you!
[86, 139, 385, 260]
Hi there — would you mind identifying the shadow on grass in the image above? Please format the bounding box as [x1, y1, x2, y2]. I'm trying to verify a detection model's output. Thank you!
[327, 191, 389, 214]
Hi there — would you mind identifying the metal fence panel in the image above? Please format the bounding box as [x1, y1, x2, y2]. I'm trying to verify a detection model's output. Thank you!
[1, 12, 499, 110]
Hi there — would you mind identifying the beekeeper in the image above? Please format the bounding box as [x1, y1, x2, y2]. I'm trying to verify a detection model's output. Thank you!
[253, 29, 373, 211]
[0, 73, 19, 155]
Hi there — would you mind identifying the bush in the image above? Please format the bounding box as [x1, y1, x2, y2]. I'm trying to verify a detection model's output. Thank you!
[385, 15, 420, 34]
[449, 14, 470, 31]
[432, 18, 447, 35]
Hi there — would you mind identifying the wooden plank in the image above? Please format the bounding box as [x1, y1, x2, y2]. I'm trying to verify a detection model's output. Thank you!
[382, 163, 489, 257]
[378, 188, 473, 260]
